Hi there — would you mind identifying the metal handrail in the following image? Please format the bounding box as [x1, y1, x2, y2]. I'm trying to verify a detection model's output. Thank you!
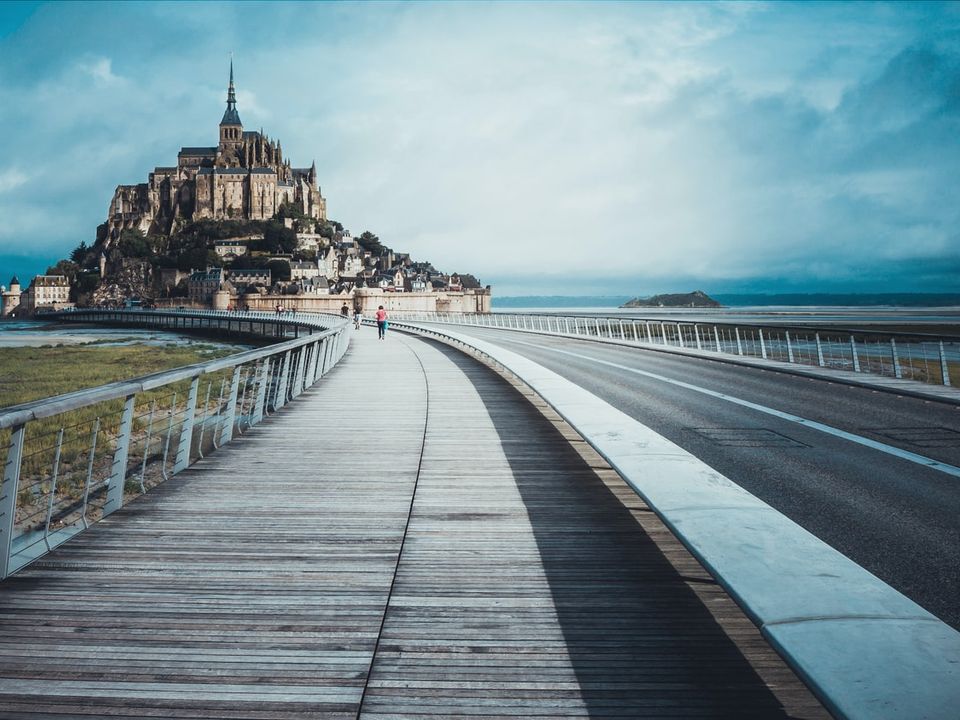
[384, 310, 958, 388]
[0, 309, 351, 579]
[1, 324, 339, 429]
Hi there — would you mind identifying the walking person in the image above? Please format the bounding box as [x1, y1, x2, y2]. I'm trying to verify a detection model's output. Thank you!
[340, 303, 350, 318]
[376, 305, 388, 340]
[353, 308, 363, 330]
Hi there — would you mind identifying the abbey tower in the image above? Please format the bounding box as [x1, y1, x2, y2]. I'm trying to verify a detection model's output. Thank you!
[102, 62, 326, 244]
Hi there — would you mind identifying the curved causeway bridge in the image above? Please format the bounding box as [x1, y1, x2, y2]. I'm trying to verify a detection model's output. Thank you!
[0, 310, 957, 719]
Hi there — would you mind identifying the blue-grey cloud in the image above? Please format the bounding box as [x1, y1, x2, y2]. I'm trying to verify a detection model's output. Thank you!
[0, 1, 957, 296]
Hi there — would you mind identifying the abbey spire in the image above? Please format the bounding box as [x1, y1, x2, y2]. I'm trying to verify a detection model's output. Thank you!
[222, 59, 241, 125]
[219, 59, 242, 146]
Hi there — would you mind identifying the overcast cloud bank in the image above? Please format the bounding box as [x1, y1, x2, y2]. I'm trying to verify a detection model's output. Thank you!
[0, 1, 957, 295]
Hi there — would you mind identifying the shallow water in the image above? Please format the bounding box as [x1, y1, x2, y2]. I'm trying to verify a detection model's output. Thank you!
[0, 320, 251, 350]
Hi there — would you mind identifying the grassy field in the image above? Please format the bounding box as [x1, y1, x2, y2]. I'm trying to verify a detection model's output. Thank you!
[0, 342, 237, 408]
[1, 342, 244, 536]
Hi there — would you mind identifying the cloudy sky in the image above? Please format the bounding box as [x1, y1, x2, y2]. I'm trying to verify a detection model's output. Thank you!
[0, 1, 957, 296]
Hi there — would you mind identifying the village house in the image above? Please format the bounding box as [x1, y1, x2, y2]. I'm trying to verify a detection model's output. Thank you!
[213, 238, 252, 258]
[18, 275, 72, 313]
[226, 268, 271, 290]
[319, 246, 339, 280]
[188, 268, 225, 304]
[290, 261, 321, 282]
[299, 275, 330, 295]
[408, 275, 430, 293]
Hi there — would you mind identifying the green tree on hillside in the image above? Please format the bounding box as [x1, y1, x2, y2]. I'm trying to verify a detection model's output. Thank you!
[261, 222, 297, 254]
[70, 241, 89, 264]
[317, 222, 334, 240]
[118, 229, 153, 258]
[357, 230, 390, 255]
[267, 259, 291, 282]
[46, 259, 79, 280]
[176, 248, 219, 272]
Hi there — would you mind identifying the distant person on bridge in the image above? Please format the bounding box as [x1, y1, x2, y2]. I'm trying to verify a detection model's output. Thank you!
[376, 305, 388, 340]
[340, 303, 350, 318]
[353, 309, 363, 330]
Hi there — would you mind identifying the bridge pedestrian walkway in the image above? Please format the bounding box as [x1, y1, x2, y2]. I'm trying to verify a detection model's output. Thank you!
[0, 331, 826, 718]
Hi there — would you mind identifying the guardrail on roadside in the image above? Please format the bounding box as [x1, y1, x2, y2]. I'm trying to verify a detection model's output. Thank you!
[389, 318, 960, 720]
[0, 310, 351, 579]
[386, 311, 958, 388]
[47, 306, 349, 339]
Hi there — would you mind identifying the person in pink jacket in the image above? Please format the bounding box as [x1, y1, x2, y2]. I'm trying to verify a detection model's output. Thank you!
[375, 305, 388, 340]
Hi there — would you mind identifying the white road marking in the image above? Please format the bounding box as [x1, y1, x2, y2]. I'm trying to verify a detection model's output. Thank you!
[501, 337, 960, 479]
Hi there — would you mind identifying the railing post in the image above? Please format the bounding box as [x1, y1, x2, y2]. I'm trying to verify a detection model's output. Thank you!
[44, 428, 65, 550]
[786, 331, 794, 363]
[197, 381, 213, 458]
[287, 351, 300, 399]
[735, 328, 743, 355]
[891, 338, 902, 379]
[275, 351, 291, 409]
[308, 340, 321, 385]
[940, 341, 951, 386]
[0, 424, 26, 579]
[713, 326, 721, 352]
[83, 418, 100, 523]
[815, 333, 825, 367]
[676, 324, 685, 348]
[632, 322, 640, 343]
[251, 361, 269, 425]
[618, 320, 625, 340]
[850, 335, 861, 372]
[319, 338, 330, 377]
[694, 325, 702, 350]
[758, 329, 767, 359]
[173, 377, 200, 474]
[660, 322, 668, 345]
[105, 394, 136, 516]
[297, 347, 309, 394]
[137, 401, 156, 492]
[218, 366, 242, 446]
[290, 350, 304, 399]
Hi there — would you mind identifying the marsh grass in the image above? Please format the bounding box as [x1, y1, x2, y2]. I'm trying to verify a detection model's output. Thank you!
[1, 343, 239, 539]
[0, 343, 233, 408]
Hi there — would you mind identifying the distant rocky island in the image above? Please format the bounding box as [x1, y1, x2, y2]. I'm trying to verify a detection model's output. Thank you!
[621, 290, 721, 308]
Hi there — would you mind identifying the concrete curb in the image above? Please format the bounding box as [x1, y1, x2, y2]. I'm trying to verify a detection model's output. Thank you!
[398, 321, 960, 720]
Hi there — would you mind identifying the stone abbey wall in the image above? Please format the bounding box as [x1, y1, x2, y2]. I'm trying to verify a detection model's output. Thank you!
[101, 66, 325, 244]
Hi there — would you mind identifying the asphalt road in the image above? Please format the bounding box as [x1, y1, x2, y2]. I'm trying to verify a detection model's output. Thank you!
[442, 326, 960, 630]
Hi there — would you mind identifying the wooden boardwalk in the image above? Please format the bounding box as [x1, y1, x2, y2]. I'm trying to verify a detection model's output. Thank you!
[0, 331, 827, 718]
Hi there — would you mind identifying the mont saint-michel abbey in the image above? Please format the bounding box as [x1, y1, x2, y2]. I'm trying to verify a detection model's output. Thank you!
[104, 63, 326, 241]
